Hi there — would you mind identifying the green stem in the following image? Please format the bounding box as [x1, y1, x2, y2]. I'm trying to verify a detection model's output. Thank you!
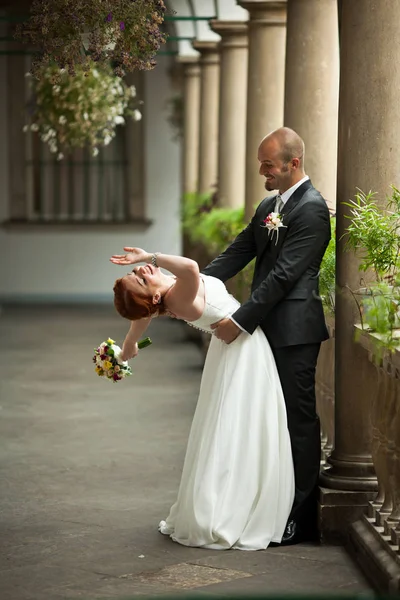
[138, 337, 152, 349]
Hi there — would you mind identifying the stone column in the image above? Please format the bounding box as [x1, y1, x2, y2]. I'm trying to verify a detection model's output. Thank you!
[284, 0, 339, 210]
[320, 0, 400, 531]
[178, 56, 201, 195]
[192, 41, 220, 195]
[209, 21, 248, 209]
[237, 0, 287, 220]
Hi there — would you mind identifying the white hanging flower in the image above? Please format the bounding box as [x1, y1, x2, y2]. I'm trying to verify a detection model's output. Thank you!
[28, 61, 143, 157]
[25, 72, 31, 78]
[22, 125, 29, 133]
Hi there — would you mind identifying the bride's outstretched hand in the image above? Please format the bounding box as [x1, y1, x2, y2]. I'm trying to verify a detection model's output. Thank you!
[110, 247, 150, 266]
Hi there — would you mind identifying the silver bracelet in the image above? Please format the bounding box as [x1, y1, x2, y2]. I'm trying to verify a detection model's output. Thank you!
[151, 252, 160, 267]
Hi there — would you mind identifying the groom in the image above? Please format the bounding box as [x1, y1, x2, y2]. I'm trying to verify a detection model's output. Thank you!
[202, 127, 331, 545]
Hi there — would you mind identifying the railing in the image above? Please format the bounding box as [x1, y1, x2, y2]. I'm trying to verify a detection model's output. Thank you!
[353, 326, 400, 589]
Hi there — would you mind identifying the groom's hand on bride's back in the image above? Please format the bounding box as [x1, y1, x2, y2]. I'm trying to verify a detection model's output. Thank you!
[211, 319, 241, 344]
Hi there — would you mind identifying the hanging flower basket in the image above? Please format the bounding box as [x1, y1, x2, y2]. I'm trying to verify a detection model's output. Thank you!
[24, 60, 142, 159]
[15, 0, 168, 79]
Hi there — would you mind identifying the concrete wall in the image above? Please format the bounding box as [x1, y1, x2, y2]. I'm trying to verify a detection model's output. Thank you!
[0, 54, 181, 303]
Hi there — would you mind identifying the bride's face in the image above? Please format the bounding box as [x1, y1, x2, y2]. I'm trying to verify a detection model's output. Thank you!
[122, 264, 165, 299]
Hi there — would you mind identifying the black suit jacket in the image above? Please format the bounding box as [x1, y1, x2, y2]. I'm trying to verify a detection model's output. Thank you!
[202, 180, 331, 348]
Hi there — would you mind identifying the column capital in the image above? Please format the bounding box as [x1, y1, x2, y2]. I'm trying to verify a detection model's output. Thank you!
[192, 40, 220, 65]
[209, 20, 248, 49]
[176, 55, 199, 65]
[176, 55, 201, 77]
[237, 0, 287, 24]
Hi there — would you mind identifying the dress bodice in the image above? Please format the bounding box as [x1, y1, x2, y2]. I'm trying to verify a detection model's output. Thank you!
[186, 275, 240, 334]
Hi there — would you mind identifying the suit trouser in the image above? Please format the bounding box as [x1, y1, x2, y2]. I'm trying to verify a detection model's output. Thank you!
[271, 343, 321, 528]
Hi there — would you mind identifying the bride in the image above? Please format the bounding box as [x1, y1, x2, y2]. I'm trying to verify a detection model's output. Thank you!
[110, 247, 294, 551]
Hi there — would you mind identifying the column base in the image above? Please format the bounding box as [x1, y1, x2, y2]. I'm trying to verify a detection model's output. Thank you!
[320, 455, 378, 492]
[348, 515, 400, 594]
[319, 487, 376, 542]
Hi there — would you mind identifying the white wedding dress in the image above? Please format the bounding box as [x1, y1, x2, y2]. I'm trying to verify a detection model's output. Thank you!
[159, 275, 295, 550]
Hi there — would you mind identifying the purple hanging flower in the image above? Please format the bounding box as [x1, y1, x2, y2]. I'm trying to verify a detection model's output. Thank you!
[106, 13, 112, 22]
[119, 21, 125, 31]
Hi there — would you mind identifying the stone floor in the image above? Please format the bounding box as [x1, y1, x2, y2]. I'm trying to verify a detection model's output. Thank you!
[0, 306, 373, 599]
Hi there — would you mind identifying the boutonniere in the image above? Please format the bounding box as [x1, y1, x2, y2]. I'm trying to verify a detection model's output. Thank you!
[261, 212, 287, 244]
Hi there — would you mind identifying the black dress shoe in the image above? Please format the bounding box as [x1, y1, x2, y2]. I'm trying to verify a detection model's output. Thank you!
[269, 520, 320, 547]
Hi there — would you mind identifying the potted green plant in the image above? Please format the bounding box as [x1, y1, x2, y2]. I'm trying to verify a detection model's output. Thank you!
[343, 187, 400, 347]
[15, 0, 167, 79]
[24, 60, 142, 158]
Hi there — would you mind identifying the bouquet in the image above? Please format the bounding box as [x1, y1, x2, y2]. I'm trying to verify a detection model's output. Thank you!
[93, 336, 151, 382]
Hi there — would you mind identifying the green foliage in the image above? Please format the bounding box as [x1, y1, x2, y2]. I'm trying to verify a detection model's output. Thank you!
[343, 186, 400, 349]
[181, 191, 215, 240]
[343, 187, 400, 282]
[195, 206, 246, 253]
[182, 193, 254, 301]
[319, 217, 336, 313]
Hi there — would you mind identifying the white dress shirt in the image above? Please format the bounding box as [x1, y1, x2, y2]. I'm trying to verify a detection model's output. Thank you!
[229, 175, 310, 334]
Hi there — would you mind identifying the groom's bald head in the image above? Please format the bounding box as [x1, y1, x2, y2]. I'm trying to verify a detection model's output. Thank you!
[260, 127, 305, 169]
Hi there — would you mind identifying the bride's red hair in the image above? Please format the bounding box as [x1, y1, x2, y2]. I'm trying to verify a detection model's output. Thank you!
[113, 277, 167, 321]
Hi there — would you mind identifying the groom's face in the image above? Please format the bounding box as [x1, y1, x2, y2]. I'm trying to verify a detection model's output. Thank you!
[258, 140, 292, 194]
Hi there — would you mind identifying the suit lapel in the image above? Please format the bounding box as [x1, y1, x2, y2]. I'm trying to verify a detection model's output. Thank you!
[258, 179, 314, 260]
[280, 179, 313, 219]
